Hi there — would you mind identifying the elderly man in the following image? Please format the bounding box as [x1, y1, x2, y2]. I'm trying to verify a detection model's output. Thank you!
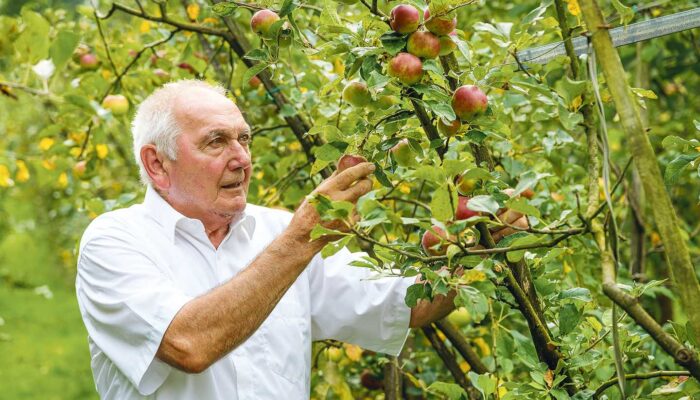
[77, 79, 469, 399]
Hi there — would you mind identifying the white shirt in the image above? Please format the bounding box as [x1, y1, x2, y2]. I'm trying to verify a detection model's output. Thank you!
[76, 186, 412, 399]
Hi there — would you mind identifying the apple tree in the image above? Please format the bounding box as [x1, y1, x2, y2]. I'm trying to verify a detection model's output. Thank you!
[1, 0, 700, 398]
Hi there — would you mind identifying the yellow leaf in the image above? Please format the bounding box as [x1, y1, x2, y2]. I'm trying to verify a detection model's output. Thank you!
[255, 171, 264, 179]
[42, 158, 56, 170]
[398, 182, 411, 194]
[587, 316, 603, 333]
[0, 164, 14, 187]
[101, 69, 112, 79]
[96, 144, 109, 159]
[459, 360, 471, 373]
[203, 17, 219, 24]
[300, 87, 308, 94]
[472, 337, 491, 356]
[57, 172, 68, 188]
[39, 137, 55, 151]
[139, 20, 151, 33]
[234, 88, 242, 97]
[563, 260, 572, 274]
[69, 147, 81, 158]
[333, 58, 345, 75]
[460, 269, 487, 284]
[288, 142, 301, 151]
[651, 7, 661, 17]
[15, 160, 30, 182]
[343, 344, 362, 362]
[69, 131, 86, 143]
[567, 0, 580, 16]
[571, 95, 582, 110]
[186, 3, 200, 21]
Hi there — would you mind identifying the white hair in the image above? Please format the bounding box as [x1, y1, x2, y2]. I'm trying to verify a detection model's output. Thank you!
[131, 79, 227, 185]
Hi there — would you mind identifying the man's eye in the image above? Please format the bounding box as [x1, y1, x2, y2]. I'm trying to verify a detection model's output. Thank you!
[209, 137, 226, 146]
[238, 133, 251, 144]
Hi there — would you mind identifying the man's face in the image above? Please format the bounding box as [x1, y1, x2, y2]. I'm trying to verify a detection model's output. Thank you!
[163, 87, 252, 223]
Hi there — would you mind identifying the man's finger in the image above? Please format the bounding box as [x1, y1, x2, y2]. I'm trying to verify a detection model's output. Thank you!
[340, 178, 373, 202]
[496, 208, 524, 226]
[492, 216, 529, 242]
[331, 162, 376, 190]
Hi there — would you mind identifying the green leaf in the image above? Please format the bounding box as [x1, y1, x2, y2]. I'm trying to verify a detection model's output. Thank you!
[427, 382, 467, 400]
[443, 159, 470, 178]
[310, 224, 349, 240]
[664, 154, 698, 185]
[467, 372, 497, 399]
[426, 101, 456, 122]
[243, 63, 270, 86]
[321, 235, 353, 258]
[15, 10, 50, 63]
[505, 234, 540, 262]
[314, 143, 343, 162]
[466, 195, 499, 215]
[244, 48, 270, 61]
[558, 287, 592, 302]
[610, 0, 634, 25]
[456, 286, 489, 323]
[555, 76, 588, 106]
[413, 165, 446, 184]
[631, 87, 658, 99]
[211, 2, 238, 16]
[49, 31, 80, 70]
[662, 135, 698, 149]
[505, 197, 540, 218]
[404, 283, 425, 308]
[379, 31, 406, 56]
[430, 184, 455, 221]
[559, 303, 581, 335]
[279, 0, 298, 17]
[373, 164, 393, 188]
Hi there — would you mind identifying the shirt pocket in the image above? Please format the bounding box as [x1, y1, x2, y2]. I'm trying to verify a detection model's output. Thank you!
[261, 288, 309, 384]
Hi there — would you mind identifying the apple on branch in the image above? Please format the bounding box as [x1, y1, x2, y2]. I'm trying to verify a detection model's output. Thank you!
[102, 94, 129, 115]
[337, 154, 367, 171]
[424, 9, 457, 36]
[452, 85, 488, 121]
[250, 9, 280, 38]
[407, 31, 440, 59]
[342, 82, 371, 108]
[387, 53, 423, 86]
[389, 4, 420, 34]
[421, 225, 454, 256]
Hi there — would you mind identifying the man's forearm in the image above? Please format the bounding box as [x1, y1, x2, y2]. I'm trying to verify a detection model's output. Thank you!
[156, 231, 322, 373]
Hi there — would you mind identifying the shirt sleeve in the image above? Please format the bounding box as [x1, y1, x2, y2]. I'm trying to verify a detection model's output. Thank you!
[75, 222, 193, 396]
[307, 247, 414, 356]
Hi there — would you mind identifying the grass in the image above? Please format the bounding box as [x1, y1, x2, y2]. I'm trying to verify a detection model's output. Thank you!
[0, 229, 97, 399]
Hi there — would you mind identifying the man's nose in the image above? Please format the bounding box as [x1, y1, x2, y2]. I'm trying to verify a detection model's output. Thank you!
[226, 141, 251, 170]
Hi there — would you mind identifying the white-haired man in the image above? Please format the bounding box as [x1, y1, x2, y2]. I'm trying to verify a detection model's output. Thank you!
[76, 80, 462, 399]
[76, 80, 525, 399]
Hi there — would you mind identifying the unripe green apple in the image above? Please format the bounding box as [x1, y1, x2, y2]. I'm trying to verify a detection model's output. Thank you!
[424, 9, 457, 36]
[387, 52, 423, 86]
[376, 95, 399, 110]
[337, 154, 366, 171]
[342, 82, 371, 108]
[456, 175, 476, 195]
[438, 33, 457, 56]
[250, 9, 280, 37]
[326, 347, 343, 362]
[455, 196, 480, 220]
[421, 225, 451, 256]
[407, 31, 440, 59]
[438, 118, 461, 137]
[452, 85, 488, 121]
[389, 139, 415, 167]
[102, 94, 129, 115]
[389, 4, 421, 34]
[447, 307, 471, 327]
[79, 53, 99, 70]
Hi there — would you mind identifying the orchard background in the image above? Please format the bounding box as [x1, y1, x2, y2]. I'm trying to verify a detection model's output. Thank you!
[1, 0, 700, 398]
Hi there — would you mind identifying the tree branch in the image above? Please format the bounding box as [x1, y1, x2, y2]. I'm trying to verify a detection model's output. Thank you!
[434, 319, 490, 374]
[593, 371, 690, 399]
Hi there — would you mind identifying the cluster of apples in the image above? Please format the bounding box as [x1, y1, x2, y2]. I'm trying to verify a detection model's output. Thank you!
[421, 185, 481, 256]
[386, 4, 457, 85]
[250, 9, 293, 47]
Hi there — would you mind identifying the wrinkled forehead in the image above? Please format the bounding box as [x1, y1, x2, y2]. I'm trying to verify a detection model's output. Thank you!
[173, 87, 246, 131]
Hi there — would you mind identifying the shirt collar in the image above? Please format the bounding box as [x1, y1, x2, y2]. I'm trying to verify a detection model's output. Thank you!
[143, 185, 256, 243]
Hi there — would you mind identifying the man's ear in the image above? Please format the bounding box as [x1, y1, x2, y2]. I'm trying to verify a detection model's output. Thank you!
[141, 144, 171, 191]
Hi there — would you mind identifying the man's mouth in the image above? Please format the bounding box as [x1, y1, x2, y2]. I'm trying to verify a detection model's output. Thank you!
[221, 181, 242, 189]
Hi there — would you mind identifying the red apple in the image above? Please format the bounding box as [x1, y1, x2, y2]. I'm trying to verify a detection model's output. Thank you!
[390, 4, 420, 34]
[424, 9, 457, 36]
[72, 44, 90, 63]
[421, 225, 451, 256]
[389, 138, 415, 167]
[102, 94, 129, 115]
[438, 33, 457, 56]
[438, 118, 461, 137]
[250, 9, 280, 37]
[337, 154, 367, 171]
[455, 196, 480, 220]
[342, 81, 371, 108]
[452, 85, 488, 121]
[387, 52, 423, 86]
[249, 76, 262, 88]
[407, 31, 440, 59]
[79, 53, 99, 70]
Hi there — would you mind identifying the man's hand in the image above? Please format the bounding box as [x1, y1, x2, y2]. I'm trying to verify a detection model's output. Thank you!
[286, 156, 375, 249]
